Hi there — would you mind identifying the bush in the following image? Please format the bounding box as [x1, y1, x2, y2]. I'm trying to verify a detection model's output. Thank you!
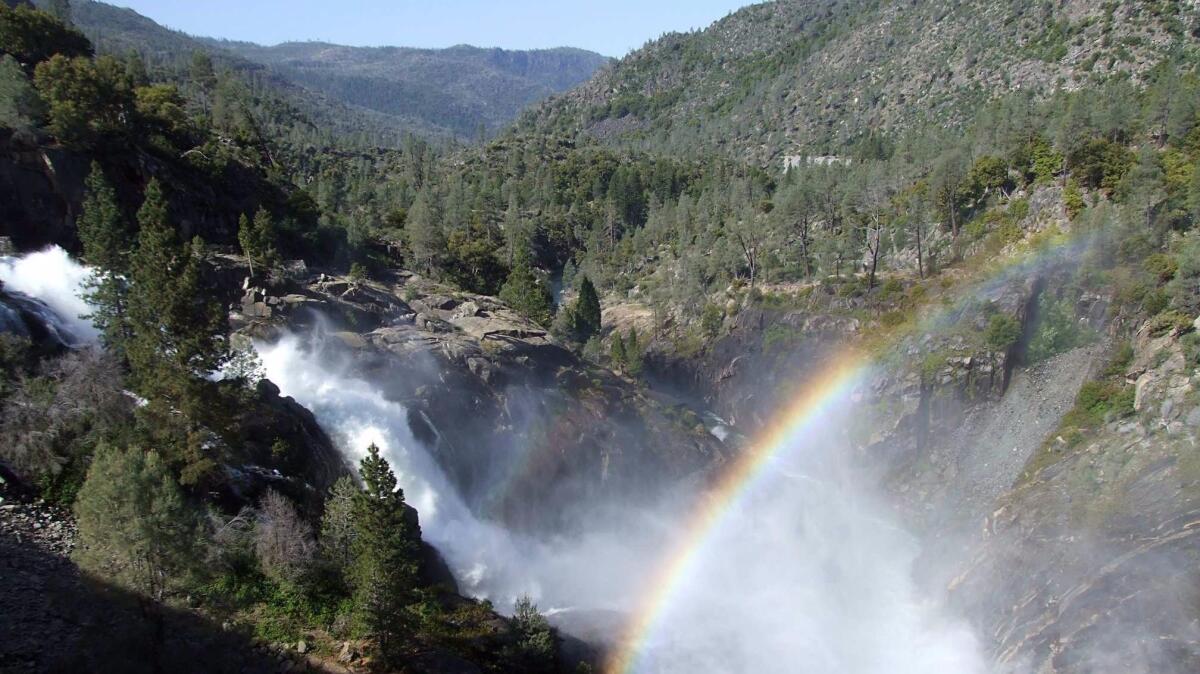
[1145, 310, 1193, 337]
[0, 348, 131, 497]
[254, 489, 317, 585]
[984, 314, 1022, 351]
[1144, 253, 1178, 283]
[1065, 380, 1135, 428]
[1027, 295, 1093, 362]
[700, 303, 724, 337]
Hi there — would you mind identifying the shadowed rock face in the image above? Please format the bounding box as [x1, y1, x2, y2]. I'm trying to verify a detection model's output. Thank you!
[230, 262, 726, 533]
[0, 129, 289, 254]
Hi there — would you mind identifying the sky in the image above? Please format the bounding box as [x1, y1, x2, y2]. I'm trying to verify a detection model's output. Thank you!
[104, 1, 753, 58]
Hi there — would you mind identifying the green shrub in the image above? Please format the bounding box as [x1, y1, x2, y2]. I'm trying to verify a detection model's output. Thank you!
[1144, 253, 1178, 283]
[1145, 310, 1193, 337]
[700, 303, 724, 338]
[984, 314, 1022, 351]
[1027, 295, 1094, 362]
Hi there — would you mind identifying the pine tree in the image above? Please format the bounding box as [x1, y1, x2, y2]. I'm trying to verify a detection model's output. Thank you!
[572, 275, 602, 342]
[126, 181, 229, 470]
[320, 475, 358, 572]
[405, 190, 444, 275]
[237, 208, 276, 278]
[77, 162, 131, 357]
[123, 49, 148, 87]
[499, 247, 553, 325]
[237, 213, 255, 277]
[625, 327, 643, 376]
[189, 50, 215, 91]
[561, 259, 578, 290]
[73, 443, 197, 669]
[350, 443, 421, 659]
[610, 332, 626, 368]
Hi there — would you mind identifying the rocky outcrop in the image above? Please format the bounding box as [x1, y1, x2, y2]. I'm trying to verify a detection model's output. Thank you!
[231, 264, 726, 533]
[947, 316, 1200, 673]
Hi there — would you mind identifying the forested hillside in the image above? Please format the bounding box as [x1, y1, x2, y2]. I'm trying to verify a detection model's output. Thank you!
[5, 0, 1200, 671]
[211, 41, 608, 140]
[53, 0, 605, 144]
[522, 0, 1200, 164]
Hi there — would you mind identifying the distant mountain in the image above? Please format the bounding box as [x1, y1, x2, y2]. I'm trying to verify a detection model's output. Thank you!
[521, 0, 1198, 163]
[208, 41, 610, 139]
[56, 0, 608, 143]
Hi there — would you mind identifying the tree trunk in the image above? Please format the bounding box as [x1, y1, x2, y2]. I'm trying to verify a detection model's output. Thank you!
[915, 223, 925, 279]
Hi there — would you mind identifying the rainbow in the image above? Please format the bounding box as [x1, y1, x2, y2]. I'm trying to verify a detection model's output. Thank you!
[604, 353, 869, 673]
[604, 223, 1099, 673]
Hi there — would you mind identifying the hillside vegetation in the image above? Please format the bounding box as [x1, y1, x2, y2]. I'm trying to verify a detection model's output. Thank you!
[211, 41, 608, 140]
[522, 0, 1200, 164]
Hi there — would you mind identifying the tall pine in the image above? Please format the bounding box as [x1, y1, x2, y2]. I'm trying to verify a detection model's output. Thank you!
[351, 443, 421, 659]
[572, 275, 602, 342]
[499, 246, 553, 325]
[126, 180, 228, 478]
[77, 162, 131, 357]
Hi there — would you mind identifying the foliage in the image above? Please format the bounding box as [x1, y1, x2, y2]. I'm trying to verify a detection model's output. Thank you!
[0, 348, 130, 500]
[0, 53, 41, 130]
[497, 254, 554, 326]
[320, 475, 358, 572]
[238, 207, 277, 278]
[508, 595, 557, 673]
[566, 275, 602, 343]
[33, 53, 133, 147]
[74, 443, 199, 602]
[77, 162, 132, 359]
[0, 3, 90, 68]
[125, 180, 230, 480]
[350, 443, 421, 659]
[1168, 230, 1200, 314]
[254, 489, 317, 585]
[1026, 294, 1094, 363]
[984, 314, 1022, 351]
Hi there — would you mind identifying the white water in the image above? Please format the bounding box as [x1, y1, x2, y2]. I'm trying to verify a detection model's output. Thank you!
[1, 246, 988, 672]
[0, 246, 98, 344]
[256, 334, 664, 611]
[257, 332, 987, 673]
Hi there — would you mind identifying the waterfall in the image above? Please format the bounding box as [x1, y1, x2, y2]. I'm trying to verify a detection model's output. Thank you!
[0, 246, 987, 672]
[0, 246, 99, 346]
[255, 330, 987, 673]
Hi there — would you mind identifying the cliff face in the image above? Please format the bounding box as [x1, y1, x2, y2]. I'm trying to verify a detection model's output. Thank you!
[641, 259, 1199, 671]
[947, 318, 1200, 674]
[0, 130, 286, 253]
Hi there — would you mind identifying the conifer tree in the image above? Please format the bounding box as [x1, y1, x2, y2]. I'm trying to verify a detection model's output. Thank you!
[320, 475, 358, 572]
[237, 207, 276, 278]
[625, 327, 643, 376]
[126, 181, 229, 450]
[561, 259, 578, 290]
[73, 443, 197, 668]
[499, 246, 553, 325]
[405, 190, 444, 275]
[350, 443, 421, 658]
[610, 331, 626, 368]
[572, 275, 602, 342]
[77, 162, 131, 357]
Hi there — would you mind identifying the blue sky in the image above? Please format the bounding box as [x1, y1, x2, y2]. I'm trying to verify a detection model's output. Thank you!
[106, 1, 753, 57]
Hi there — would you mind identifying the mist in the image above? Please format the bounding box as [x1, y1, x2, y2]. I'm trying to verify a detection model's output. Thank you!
[0, 246, 99, 344]
[256, 328, 988, 672]
[0, 246, 990, 672]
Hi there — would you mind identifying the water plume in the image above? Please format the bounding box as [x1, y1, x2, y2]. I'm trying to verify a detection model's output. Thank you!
[0, 245, 98, 345]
